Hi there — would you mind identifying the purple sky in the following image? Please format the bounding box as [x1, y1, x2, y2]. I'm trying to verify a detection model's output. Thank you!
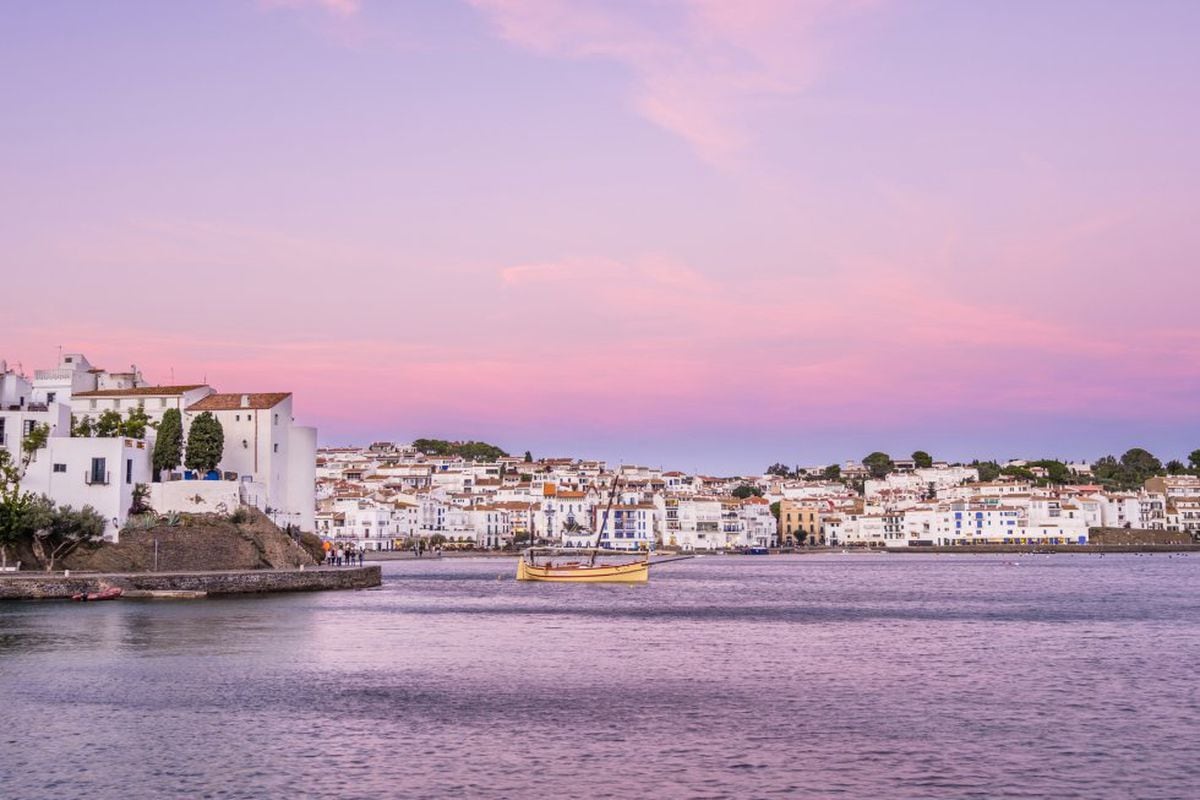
[4, 1, 1199, 473]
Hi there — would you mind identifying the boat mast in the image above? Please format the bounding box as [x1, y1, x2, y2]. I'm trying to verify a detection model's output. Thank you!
[592, 470, 622, 564]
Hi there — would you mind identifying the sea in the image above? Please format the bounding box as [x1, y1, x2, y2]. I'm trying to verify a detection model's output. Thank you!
[2, 553, 1199, 799]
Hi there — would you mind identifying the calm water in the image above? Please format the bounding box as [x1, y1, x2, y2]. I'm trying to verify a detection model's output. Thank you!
[2, 554, 1199, 799]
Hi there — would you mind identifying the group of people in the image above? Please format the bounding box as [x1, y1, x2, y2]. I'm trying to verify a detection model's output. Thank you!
[325, 545, 364, 567]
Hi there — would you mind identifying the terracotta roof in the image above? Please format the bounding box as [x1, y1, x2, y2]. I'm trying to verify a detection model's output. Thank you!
[187, 392, 291, 411]
[74, 384, 208, 398]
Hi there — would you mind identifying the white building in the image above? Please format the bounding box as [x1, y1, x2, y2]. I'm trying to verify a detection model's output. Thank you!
[182, 392, 316, 532]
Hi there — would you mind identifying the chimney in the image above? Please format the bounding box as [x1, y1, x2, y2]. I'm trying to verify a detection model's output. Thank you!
[240, 394, 250, 408]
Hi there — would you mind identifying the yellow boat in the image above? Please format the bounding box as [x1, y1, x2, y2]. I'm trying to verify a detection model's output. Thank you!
[516, 548, 650, 583]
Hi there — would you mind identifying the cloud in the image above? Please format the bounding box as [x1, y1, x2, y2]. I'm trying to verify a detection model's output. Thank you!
[468, 0, 871, 164]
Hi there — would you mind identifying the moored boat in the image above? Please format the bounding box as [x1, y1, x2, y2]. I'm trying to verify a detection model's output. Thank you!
[71, 587, 124, 602]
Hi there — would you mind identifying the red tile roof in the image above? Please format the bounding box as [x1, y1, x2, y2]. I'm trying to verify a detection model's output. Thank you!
[187, 392, 291, 411]
[74, 384, 209, 398]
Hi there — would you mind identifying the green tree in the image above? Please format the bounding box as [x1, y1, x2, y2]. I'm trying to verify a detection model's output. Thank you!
[821, 464, 841, 481]
[412, 438, 508, 461]
[120, 406, 150, 439]
[524, 450, 533, 463]
[0, 452, 47, 568]
[71, 415, 95, 437]
[1030, 460, 1071, 484]
[1092, 455, 1122, 488]
[1188, 449, 1200, 473]
[153, 408, 184, 477]
[911, 450, 933, 469]
[973, 460, 1001, 482]
[455, 441, 508, 461]
[863, 452, 894, 479]
[1120, 447, 1162, 477]
[731, 484, 762, 499]
[31, 502, 106, 571]
[412, 438, 451, 456]
[184, 412, 225, 473]
[766, 462, 792, 478]
[21, 423, 49, 472]
[1001, 465, 1037, 483]
[1166, 459, 1187, 475]
[129, 483, 153, 516]
[95, 409, 123, 438]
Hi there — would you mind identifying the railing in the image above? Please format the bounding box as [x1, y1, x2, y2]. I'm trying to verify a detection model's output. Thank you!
[84, 471, 111, 486]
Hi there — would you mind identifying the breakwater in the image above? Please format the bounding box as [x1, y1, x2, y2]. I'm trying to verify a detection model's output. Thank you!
[0, 565, 380, 600]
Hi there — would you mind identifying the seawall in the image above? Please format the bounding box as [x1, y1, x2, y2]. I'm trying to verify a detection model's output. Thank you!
[858, 544, 1200, 555]
[0, 565, 381, 601]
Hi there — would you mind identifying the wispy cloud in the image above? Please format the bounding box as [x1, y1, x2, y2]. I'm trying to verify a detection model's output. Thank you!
[468, 0, 872, 164]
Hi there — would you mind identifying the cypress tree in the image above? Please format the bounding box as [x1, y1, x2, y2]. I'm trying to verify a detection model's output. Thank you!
[184, 412, 225, 474]
[153, 408, 184, 477]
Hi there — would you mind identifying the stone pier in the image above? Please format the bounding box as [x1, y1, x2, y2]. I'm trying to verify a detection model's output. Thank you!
[0, 565, 381, 600]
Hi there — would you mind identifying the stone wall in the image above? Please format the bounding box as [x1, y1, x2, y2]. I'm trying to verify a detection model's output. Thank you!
[0, 565, 380, 600]
[1088, 527, 1194, 546]
[149, 480, 242, 518]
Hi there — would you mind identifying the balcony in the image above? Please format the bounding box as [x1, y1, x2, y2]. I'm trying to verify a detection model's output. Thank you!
[84, 471, 111, 486]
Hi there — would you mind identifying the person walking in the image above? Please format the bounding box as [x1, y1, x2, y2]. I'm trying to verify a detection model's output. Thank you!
[357, 549, 364, 567]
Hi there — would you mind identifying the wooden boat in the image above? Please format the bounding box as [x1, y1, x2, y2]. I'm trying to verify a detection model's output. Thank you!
[517, 548, 650, 583]
[71, 587, 124, 602]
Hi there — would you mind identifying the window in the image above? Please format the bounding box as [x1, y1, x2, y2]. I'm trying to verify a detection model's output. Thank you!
[90, 399, 97, 410]
[126, 459, 133, 484]
[160, 398, 167, 408]
[114, 399, 121, 409]
[53, 463, 67, 473]
[90, 457, 107, 485]
[138, 399, 145, 409]
[47, 392, 56, 404]
[235, 414, 240, 422]
[273, 444, 279, 453]
[23, 419, 36, 436]
[274, 414, 279, 425]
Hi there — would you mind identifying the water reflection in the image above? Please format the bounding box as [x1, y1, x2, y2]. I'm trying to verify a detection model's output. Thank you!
[1, 554, 1199, 799]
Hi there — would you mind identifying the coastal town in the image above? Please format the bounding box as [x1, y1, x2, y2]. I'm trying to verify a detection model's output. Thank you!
[314, 443, 1200, 552]
[5, 353, 1196, 563]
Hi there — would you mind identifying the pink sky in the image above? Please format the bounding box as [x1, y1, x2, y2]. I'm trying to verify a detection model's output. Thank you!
[3, 1, 1198, 471]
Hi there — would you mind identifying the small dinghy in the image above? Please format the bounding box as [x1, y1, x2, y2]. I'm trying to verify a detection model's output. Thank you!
[71, 587, 124, 602]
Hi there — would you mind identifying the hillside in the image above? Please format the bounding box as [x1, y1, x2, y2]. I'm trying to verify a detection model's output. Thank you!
[54, 508, 322, 573]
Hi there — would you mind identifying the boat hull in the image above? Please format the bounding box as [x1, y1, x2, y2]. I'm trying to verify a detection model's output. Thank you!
[516, 559, 649, 583]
